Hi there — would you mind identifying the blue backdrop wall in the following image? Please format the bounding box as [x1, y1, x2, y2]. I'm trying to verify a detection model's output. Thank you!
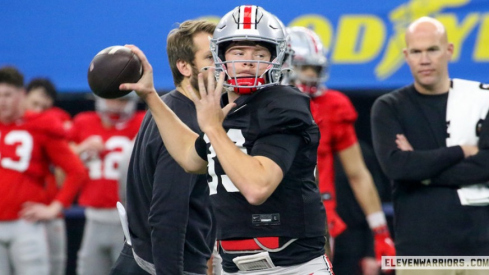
[2, 0, 488, 92]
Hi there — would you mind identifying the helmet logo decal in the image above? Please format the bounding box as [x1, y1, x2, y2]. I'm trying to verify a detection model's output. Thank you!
[239, 5, 256, 30]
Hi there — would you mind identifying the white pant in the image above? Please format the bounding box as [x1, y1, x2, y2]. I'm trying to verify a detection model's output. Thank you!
[77, 217, 124, 275]
[212, 242, 223, 275]
[0, 220, 49, 275]
[222, 255, 334, 275]
[45, 218, 67, 275]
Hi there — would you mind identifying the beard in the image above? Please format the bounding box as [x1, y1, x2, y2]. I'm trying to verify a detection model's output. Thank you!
[190, 65, 208, 92]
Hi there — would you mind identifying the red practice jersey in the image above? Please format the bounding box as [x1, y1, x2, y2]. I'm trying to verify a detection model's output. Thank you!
[43, 107, 73, 203]
[70, 111, 145, 208]
[47, 107, 73, 131]
[0, 111, 87, 220]
[310, 89, 358, 206]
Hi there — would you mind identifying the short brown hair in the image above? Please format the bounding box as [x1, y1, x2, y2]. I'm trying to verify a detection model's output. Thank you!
[27, 78, 57, 100]
[0, 66, 24, 88]
[166, 20, 216, 87]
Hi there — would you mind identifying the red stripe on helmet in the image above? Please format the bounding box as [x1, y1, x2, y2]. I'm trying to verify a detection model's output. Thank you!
[243, 6, 252, 29]
[306, 30, 319, 53]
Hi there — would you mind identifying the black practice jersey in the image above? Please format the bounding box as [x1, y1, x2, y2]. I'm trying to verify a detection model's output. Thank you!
[196, 85, 326, 271]
[126, 90, 215, 274]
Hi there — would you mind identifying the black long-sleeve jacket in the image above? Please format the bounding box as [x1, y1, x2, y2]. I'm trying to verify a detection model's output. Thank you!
[126, 90, 215, 274]
[371, 84, 489, 256]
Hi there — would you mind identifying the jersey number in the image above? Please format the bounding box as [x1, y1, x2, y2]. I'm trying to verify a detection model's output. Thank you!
[86, 136, 132, 180]
[0, 130, 33, 172]
[206, 129, 246, 195]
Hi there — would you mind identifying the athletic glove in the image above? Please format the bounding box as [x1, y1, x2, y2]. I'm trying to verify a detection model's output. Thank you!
[373, 224, 396, 262]
[367, 212, 395, 263]
[326, 208, 347, 238]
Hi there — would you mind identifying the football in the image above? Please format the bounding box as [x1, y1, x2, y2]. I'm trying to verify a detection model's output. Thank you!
[87, 45, 142, 99]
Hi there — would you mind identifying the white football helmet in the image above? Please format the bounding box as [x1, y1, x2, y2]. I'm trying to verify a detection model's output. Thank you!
[288, 26, 329, 97]
[275, 17, 294, 85]
[211, 5, 287, 94]
[95, 92, 138, 126]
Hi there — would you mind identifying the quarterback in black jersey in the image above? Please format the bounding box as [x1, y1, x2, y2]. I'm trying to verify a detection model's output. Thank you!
[121, 5, 333, 275]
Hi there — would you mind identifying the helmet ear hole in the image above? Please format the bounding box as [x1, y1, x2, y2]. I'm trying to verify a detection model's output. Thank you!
[272, 70, 281, 82]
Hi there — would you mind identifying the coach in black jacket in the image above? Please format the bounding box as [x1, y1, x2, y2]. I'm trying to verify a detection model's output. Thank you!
[371, 16, 489, 275]
[110, 20, 217, 275]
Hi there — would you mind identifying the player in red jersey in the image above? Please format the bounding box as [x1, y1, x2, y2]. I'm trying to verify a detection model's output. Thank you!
[0, 67, 88, 275]
[70, 94, 145, 275]
[24, 77, 73, 275]
[286, 27, 395, 274]
[25, 78, 72, 129]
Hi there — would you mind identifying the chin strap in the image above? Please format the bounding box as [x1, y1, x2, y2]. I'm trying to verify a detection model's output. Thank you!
[107, 113, 122, 122]
[227, 77, 265, 94]
[296, 83, 320, 96]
